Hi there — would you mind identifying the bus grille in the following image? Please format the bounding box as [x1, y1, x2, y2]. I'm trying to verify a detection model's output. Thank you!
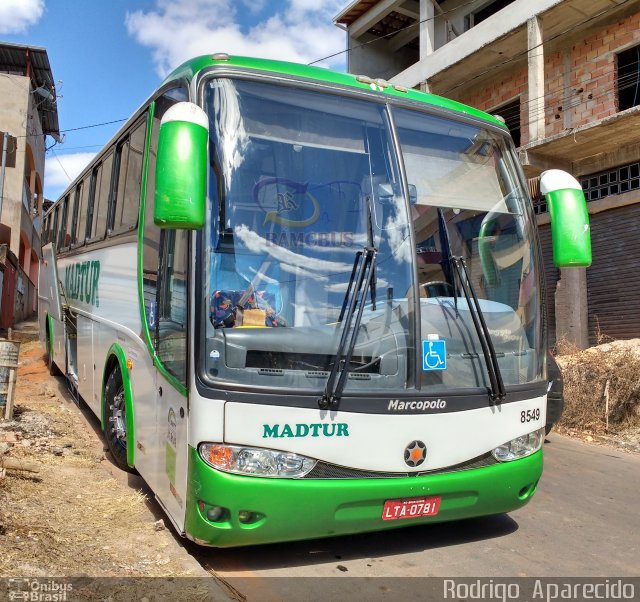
[303, 453, 497, 479]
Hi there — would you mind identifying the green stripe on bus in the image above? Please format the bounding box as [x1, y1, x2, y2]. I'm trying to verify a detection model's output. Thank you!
[47, 314, 54, 358]
[163, 55, 506, 129]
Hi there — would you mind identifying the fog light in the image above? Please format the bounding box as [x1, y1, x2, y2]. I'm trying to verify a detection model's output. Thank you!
[492, 427, 545, 462]
[206, 506, 226, 522]
[238, 511, 264, 525]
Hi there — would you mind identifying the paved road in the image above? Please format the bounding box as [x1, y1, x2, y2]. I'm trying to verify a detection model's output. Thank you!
[193, 434, 639, 595]
[48, 366, 639, 599]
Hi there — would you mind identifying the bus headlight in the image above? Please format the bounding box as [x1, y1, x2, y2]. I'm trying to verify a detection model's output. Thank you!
[492, 427, 545, 462]
[199, 443, 317, 478]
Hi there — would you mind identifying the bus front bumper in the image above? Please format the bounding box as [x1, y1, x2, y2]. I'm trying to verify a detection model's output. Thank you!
[184, 446, 542, 547]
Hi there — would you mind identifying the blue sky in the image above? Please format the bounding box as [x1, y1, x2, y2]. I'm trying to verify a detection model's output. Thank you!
[0, 0, 348, 200]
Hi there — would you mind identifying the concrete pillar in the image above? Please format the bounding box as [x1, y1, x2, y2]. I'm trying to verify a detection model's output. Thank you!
[527, 16, 545, 143]
[420, 0, 435, 60]
[554, 267, 589, 349]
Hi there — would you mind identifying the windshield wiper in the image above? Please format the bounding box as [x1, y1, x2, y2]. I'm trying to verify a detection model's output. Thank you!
[319, 247, 377, 410]
[436, 209, 504, 402]
[450, 256, 506, 403]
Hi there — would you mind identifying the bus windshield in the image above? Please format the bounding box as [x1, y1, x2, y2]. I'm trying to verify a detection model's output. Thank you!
[393, 108, 543, 390]
[199, 78, 542, 395]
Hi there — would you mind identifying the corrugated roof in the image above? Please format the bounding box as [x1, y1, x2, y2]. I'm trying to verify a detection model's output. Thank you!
[0, 41, 60, 138]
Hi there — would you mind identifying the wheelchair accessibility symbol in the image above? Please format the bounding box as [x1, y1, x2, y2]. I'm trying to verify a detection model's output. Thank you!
[422, 340, 447, 371]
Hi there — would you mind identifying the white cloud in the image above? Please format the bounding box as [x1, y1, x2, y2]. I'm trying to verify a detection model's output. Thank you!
[44, 152, 95, 200]
[0, 0, 44, 34]
[125, 0, 347, 78]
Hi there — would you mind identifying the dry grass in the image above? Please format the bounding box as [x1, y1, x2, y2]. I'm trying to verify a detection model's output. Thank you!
[557, 338, 640, 434]
[0, 339, 201, 577]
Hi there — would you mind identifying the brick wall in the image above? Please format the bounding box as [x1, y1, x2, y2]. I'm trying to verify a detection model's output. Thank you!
[455, 66, 529, 142]
[449, 11, 640, 145]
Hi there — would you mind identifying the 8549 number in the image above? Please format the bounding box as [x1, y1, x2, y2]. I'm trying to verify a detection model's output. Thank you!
[521, 409, 540, 423]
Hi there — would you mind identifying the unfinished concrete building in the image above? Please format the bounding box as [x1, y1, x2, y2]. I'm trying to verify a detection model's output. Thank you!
[0, 42, 60, 327]
[335, 0, 640, 348]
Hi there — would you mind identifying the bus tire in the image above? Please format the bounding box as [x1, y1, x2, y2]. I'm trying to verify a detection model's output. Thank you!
[104, 366, 134, 473]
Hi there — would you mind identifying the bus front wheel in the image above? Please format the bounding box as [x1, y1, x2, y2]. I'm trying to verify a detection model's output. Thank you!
[104, 366, 134, 472]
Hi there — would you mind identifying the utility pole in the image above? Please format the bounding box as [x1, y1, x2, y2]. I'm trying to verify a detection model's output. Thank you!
[0, 131, 9, 224]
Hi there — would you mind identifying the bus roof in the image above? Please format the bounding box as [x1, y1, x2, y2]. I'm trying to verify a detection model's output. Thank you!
[162, 54, 507, 130]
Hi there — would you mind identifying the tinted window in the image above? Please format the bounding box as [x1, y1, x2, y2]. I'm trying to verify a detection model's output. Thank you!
[89, 152, 114, 241]
[60, 195, 71, 249]
[69, 185, 81, 245]
[77, 175, 91, 244]
[111, 119, 146, 234]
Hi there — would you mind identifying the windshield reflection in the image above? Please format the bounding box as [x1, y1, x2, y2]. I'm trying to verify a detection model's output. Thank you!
[197, 77, 543, 396]
[201, 78, 414, 392]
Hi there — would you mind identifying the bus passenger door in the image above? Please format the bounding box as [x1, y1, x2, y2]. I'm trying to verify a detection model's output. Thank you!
[39, 244, 63, 353]
[153, 229, 190, 530]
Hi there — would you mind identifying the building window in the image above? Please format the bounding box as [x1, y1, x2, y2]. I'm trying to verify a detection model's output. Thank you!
[617, 45, 640, 111]
[580, 162, 640, 202]
[465, 0, 516, 30]
[492, 98, 521, 147]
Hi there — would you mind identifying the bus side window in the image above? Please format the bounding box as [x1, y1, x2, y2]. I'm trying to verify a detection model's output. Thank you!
[156, 229, 188, 385]
[69, 184, 81, 246]
[52, 205, 60, 251]
[56, 197, 68, 250]
[75, 176, 90, 246]
[85, 169, 100, 242]
[110, 118, 146, 235]
[88, 151, 113, 242]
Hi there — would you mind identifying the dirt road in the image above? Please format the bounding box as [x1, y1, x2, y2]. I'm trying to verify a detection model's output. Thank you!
[0, 335, 232, 595]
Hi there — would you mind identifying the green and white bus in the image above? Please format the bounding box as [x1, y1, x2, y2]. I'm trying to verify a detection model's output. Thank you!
[39, 54, 591, 547]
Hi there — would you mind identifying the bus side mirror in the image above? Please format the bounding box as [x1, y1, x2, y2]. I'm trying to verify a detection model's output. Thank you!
[154, 102, 208, 229]
[540, 169, 592, 268]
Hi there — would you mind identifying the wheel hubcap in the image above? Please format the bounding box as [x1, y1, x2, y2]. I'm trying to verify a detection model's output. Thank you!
[109, 388, 126, 447]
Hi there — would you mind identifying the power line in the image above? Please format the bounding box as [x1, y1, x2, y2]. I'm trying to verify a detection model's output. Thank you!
[60, 117, 127, 134]
[14, 117, 128, 140]
[440, 0, 633, 96]
[309, 0, 481, 65]
[309, 0, 632, 100]
[482, 63, 639, 125]
[486, 64, 640, 130]
[47, 144, 103, 154]
[50, 149, 72, 184]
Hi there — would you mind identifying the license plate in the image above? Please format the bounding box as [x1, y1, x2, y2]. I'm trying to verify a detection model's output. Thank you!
[382, 496, 441, 521]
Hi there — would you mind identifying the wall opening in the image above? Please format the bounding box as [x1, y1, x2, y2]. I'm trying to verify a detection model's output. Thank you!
[465, 0, 516, 30]
[492, 97, 521, 147]
[617, 44, 640, 111]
